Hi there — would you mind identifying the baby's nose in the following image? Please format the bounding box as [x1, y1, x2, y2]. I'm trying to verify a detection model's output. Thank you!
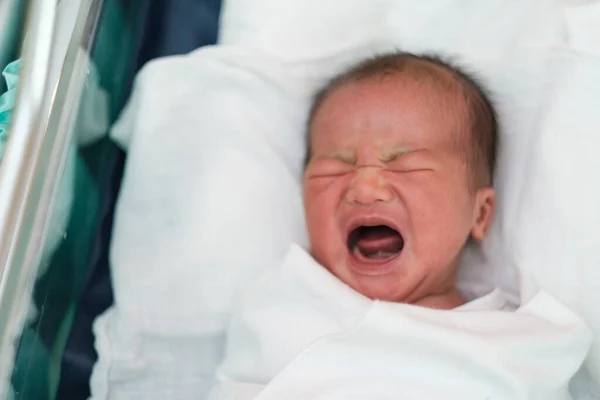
[345, 167, 393, 205]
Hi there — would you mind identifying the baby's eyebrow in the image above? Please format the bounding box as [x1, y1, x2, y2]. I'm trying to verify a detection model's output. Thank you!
[380, 147, 417, 162]
[320, 150, 356, 163]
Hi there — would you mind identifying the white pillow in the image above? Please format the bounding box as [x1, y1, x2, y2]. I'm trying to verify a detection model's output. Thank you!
[92, 48, 311, 399]
[94, 0, 600, 397]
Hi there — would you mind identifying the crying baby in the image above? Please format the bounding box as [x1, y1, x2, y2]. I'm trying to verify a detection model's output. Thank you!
[208, 52, 591, 400]
[303, 51, 498, 310]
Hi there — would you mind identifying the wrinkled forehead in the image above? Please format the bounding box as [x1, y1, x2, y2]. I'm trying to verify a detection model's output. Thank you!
[309, 73, 470, 154]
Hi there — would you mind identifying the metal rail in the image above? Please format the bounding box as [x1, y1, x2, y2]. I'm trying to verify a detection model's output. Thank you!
[0, 0, 103, 395]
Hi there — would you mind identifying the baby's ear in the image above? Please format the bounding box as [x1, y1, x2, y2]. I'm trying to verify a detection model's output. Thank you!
[470, 187, 495, 241]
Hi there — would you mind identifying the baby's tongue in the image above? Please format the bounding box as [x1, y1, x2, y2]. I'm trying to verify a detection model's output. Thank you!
[356, 226, 403, 257]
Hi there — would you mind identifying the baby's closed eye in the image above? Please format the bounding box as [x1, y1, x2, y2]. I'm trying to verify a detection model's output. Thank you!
[307, 160, 354, 179]
[386, 158, 435, 174]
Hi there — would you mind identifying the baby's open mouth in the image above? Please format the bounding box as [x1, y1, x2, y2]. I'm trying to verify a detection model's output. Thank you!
[347, 225, 404, 261]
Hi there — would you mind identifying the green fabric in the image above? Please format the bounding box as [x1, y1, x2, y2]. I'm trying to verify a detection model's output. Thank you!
[10, 329, 50, 400]
[0, 59, 20, 162]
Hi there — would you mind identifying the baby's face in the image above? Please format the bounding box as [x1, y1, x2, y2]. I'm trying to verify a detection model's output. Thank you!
[303, 77, 494, 304]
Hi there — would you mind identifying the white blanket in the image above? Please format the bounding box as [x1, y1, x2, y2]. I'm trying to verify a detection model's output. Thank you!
[209, 245, 592, 400]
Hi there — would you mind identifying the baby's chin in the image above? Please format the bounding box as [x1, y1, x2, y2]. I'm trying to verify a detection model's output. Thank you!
[338, 265, 465, 308]
[336, 266, 415, 303]
[352, 279, 410, 302]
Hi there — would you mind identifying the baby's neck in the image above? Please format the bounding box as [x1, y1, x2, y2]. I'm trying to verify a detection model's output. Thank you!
[412, 289, 467, 310]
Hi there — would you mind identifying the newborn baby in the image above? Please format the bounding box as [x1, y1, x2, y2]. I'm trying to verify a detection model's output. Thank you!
[208, 52, 590, 400]
[303, 51, 497, 309]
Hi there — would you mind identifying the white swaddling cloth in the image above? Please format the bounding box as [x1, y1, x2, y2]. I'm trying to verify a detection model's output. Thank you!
[209, 244, 592, 400]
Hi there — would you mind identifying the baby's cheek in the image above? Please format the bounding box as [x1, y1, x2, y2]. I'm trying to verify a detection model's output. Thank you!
[305, 176, 348, 205]
[420, 202, 474, 260]
[304, 180, 334, 217]
[305, 180, 343, 238]
[405, 189, 464, 237]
